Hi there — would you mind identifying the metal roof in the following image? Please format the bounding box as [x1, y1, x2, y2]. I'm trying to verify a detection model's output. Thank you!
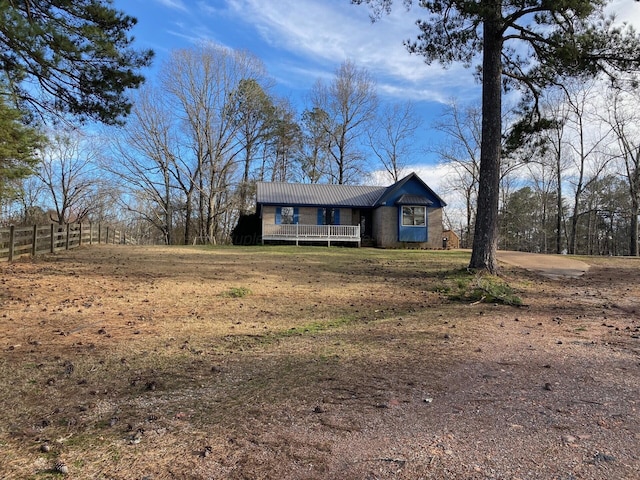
[396, 194, 433, 206]
[257, 182, 387, 207]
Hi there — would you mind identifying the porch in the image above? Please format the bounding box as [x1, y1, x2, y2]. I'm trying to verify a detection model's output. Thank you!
[262, 224, 361, 246]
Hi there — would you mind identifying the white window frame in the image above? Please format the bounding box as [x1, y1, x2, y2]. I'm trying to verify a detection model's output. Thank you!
[402, 206, 426, 227]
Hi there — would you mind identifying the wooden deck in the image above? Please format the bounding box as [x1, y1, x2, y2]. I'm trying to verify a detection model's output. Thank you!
[262, 224, 361, 246]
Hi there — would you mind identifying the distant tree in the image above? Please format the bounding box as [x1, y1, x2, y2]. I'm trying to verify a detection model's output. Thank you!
[561, 81, 613, 255]
[0, 96, 43, 204]
[434, 102, 481, 248]
[522, 153, 563, 254]
[354, 0, 640, 272]
[228, 78, 275, 214]
[37, 131, 101, 224]
[501, 187, 538, 252]
[13, 176, 48, 225]
[369, 101, 421, 182]
[265, 99, 302, 183]
[104, 86, 180, 245]
[603, 82, 640, 256]
[161, 45, 264, 244]
[0, 0, 153, 124]
[311, 60, 378, 184]
[576, 174, 630, 255]
[300, 107, 331, 183]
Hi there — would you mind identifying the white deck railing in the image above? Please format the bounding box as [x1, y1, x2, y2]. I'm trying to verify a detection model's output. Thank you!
[262, 224, 361, 246]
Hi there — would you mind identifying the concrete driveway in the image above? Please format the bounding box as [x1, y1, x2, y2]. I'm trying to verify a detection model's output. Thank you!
[496, 250, 590, 279]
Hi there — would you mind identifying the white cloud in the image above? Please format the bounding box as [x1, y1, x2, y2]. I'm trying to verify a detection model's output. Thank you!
[221, 0, 478, 103]
[153, 0, 189, 12]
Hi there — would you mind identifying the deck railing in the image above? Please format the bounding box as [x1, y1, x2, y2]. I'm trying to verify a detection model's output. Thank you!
[262, 224, 361, 246]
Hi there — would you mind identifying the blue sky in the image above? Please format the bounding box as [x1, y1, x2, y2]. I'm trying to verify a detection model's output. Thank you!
[113, 0, 481, 165]
[111, 0, 640, 201]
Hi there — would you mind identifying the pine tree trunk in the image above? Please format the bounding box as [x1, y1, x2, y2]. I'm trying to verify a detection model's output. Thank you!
[469, 5, 502, 273]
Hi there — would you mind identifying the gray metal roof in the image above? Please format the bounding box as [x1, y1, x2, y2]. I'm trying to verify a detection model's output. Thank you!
[257, 182, 387, 207]
[396, 194, 433, 206]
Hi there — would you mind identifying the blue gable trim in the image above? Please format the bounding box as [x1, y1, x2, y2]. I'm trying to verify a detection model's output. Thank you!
[375, 173, 446, 208]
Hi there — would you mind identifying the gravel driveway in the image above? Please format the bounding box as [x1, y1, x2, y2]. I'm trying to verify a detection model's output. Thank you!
[497, 250, 590, 279]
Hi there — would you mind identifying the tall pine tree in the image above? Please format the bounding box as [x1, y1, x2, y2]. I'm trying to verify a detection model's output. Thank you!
[354, 0, 640, 272]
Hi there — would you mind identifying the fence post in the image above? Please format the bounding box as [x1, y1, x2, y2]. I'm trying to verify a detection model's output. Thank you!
[98, 223, 102, 244]
[106, 226, 110, 244]
[65, 224, 70, 250]
[89, 222, 92, 245]
[78, 223, 83, 246]
[8, 225, 15, 261]
[32, 224, 37, 256]
[50, 224, 55, 253]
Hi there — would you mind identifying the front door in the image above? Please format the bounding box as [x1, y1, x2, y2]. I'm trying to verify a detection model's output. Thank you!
[360, 210, 373, 241]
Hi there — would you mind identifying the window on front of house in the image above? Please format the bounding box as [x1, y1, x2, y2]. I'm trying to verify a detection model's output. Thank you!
[317, 207, 340, 225]
[402, 206, 426, 226]
[280, 206, 294, 224]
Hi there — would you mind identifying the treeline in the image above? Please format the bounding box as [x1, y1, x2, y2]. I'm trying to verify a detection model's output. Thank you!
[3, 47, 640, 255]
[2, 45, 422, 245]
[438, 77, 640, 256]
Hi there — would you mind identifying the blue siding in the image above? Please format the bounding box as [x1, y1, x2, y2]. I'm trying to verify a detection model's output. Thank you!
[334, 209, 340, 225]
[388, 178, 435, 243]
[398, 206, 428, 242]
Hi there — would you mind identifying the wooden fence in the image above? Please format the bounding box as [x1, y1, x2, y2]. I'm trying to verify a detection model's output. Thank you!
[0, 223, 133, 262]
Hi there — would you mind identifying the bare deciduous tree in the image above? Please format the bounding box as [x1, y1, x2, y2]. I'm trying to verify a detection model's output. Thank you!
[300, 107, 331, 183]
[434, 102, 481, 248]
[37, 131, 101, 225]
[562, 81, 614, 254]
[369, 101, 421, 182]
[162, 45, 265, 243]
[104, 86, 181, 244]
[603, 82, 640, 256]
[310, 60, 378, 184]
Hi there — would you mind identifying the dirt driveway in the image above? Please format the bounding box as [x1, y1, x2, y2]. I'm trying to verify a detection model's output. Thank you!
[497, 250, 591, 279]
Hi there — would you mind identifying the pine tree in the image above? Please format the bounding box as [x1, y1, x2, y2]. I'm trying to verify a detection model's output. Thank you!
[0, 0, 153, 125]
[0, 97, 43, 202]
[354, 0, 640, 272]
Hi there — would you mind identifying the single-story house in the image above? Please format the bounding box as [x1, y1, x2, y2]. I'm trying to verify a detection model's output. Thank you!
[256, 172, 447, 248]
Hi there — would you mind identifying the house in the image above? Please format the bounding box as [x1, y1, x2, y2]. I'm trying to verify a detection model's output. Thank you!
[442, 229, 460, 249]
[256, 172, 447, 248]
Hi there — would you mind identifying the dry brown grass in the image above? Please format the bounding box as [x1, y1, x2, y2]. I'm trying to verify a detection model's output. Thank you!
[1, 245, 639, 479]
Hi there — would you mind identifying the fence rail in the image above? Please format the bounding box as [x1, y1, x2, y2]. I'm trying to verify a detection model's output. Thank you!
[0, 222, 133, 262]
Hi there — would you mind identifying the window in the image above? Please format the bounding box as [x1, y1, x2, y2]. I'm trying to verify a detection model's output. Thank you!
[281, 207, 295, 224]
[402, 206, 426, 226]
[276, 207, 297, 224]
[317, 208, 340, 225]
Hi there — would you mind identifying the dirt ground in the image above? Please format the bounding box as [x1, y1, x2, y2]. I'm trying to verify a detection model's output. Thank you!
[0, 245, 639, 480]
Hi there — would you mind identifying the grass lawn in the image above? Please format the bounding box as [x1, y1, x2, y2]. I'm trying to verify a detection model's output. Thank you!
[1, 245, 639, 479]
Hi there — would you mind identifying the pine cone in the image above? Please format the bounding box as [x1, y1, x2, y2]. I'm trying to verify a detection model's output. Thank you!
[54, 461, 69, 474]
